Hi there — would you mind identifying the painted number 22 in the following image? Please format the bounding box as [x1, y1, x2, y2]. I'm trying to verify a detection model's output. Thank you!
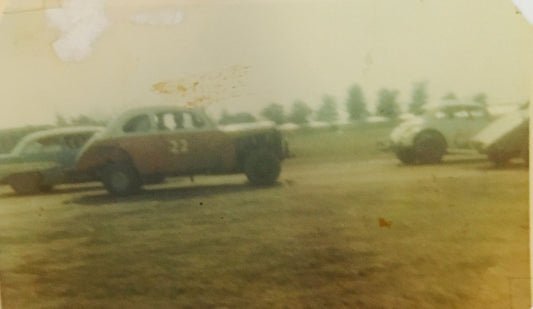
[169, 139, 189, 154]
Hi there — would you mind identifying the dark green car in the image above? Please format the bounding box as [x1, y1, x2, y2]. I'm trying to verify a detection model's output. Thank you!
[0, 126, 103, 194]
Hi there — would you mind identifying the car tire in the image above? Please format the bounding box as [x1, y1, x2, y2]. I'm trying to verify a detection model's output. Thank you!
[143, 174, 166, 185]
[101, 162, 142, 196]
[395, 148, 416, 164]
[520, 143, 529, 167]
[38, 184, 54, 193]
[413, 131, 446, 164]
[244, 149, 281, 186]
[487, 151, 511, 166]
[9, 172, 43, 195]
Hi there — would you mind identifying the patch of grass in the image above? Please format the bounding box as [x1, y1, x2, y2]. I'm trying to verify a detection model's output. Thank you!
[284, 122, 395, 161]
[0, 125, 529, 308]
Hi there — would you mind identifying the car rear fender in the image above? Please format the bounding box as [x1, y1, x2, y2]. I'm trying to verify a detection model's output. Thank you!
[76, 145, 134, 174]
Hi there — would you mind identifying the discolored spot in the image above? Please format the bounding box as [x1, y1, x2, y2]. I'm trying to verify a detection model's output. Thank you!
[378, 217, 392, 228]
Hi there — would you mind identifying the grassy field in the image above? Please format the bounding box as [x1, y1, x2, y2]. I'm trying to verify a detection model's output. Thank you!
[284, 122, 395, 161]
[0, 123, 529, 308]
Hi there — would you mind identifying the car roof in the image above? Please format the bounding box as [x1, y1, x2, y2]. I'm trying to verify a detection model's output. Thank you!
[105, 105, 207, 133]
[438, 100, 485, 109]
[424, 100, 487, 113]
[16, 126, 103, 147]
[7, 126, 104, 156]
[21, 126, 104, 141]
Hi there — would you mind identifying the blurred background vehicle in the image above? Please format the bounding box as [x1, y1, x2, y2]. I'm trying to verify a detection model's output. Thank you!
[0, 126, 103, 194]
[472, 103, 529, 167]
[388, 100, 493, 164]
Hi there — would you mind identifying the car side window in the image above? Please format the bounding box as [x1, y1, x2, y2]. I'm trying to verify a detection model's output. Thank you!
[21, 137, 63, 155]
[178, 112, 205, 130]
[452, 109, 469, 118]
[157, 111, 206, 131]
[64, 133, 93, 149]
[123, 115, 152, 133]
[469, 108, 488, 119]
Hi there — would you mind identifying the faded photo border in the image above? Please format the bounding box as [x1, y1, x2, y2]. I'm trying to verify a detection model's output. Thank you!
[0, 0, 531, 308]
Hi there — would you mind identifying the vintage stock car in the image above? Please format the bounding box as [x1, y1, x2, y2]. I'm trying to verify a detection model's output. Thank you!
[75, 106, 286, 195]
[389, 100, 493, 164]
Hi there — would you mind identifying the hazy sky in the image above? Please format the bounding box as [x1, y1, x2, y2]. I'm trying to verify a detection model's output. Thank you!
[0, 0, 531, 128]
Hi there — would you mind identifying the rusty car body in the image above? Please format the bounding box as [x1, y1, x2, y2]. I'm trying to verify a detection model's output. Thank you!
[75, 106, 285, 195]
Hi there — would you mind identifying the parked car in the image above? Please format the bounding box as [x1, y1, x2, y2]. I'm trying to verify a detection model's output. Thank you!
[471, 105, 529, 166]
[75, 106, 285, 195]
[389, 100, 493, 164]
[0, 126, 103, 194]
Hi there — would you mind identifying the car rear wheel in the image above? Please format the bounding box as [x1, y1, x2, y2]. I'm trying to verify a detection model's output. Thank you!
[413, 132, 446, 164]
[521, 143, 529, 167]
[101, 162, 142, 195]
[395, 148, 416, 164]
[244, 149, 281, 186]
[487, 151, 511, 166]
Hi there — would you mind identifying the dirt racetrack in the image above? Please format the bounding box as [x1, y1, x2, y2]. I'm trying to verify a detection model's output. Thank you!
[0, 154, 529, 308]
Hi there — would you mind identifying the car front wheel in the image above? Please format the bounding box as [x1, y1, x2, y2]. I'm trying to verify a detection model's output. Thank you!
[101, 162, 142, 195]
[9, 172, 43, 195]
[487, 151, 511, 166]
[244, 149, 281, 186]
[395, 148, 416, 164]
[413, 132, 446, 164]
[521, 143, 529, 167]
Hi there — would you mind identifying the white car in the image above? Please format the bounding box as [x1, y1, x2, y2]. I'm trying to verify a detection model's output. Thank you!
[389, 100, 493, 164]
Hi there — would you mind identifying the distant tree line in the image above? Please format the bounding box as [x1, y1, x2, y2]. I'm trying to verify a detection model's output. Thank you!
[55, 114, 108, 127]
[51, 85, 490, 128]
[246, 83, 489, 125]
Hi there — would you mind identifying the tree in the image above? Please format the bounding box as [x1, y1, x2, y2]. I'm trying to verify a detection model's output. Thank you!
[409, 82, 428, 115]
[71, 115, 108, 126]
[345, 84, 367, 121]
[55, 113, 108, 126]
[287, 100, 312, 124]
[260, 103, 285, 124]
[55, 114, 68, 127]
[219, 110, 256, 125]
[473, 93, 487, 105]
[316, 95, 338, 123]
[376, 89, 400, 119]
[442, 92, 457, 100]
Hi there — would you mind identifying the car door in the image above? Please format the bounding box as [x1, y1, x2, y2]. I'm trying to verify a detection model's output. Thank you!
[448, 106, 491, 149]
[434, 105, 491, 149]
[155, 110, 235, 174]
[115, 113, 175, 175]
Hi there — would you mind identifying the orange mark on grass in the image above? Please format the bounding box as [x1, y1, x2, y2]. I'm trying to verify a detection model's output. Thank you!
[378, 217, 392, 228]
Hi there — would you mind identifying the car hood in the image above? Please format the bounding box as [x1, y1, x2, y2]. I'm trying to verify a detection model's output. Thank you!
[219, 121, 278, 136]
[472, 109, 529, 148]
[390, 117, 424, 139]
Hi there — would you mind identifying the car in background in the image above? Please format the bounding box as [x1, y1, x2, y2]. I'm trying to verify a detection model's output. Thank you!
[389, 100, 493, 164]
[0, 126, 103, 194]
[75, 106, 285, 195]
[471, 105, 529, 166]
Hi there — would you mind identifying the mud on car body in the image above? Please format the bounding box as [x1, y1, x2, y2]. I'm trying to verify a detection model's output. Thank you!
[0, 126, 103, 194]
[389, 100, 492, 164]
[75, 106, 285, 195]
[472, 106, 529, 166]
